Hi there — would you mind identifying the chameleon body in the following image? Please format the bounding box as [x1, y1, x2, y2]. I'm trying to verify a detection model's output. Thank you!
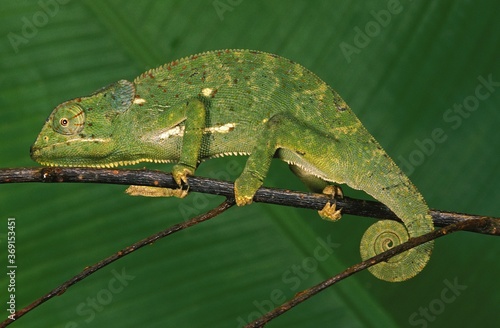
[30, 49, 433, 282]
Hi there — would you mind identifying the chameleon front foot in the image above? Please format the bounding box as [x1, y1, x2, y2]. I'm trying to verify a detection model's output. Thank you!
[318, 185, 343, 221]
[125, 185, 188, 198]
[172, 163, 195, 186]
[234, 172, 262, 206]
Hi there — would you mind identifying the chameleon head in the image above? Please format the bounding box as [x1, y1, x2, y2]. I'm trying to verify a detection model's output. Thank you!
[30, 80, 136, 168]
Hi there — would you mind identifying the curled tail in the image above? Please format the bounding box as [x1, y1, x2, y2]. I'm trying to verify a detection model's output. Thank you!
[360, 216, 433, 282]
[340, 139, 434, 282]
[356, 158, 434, 282]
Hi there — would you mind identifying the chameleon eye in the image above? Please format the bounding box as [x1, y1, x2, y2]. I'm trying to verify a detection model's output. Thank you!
[51, 103, 86, 135]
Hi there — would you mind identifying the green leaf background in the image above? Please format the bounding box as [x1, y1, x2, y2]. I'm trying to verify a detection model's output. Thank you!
[1, 1, 499, 327]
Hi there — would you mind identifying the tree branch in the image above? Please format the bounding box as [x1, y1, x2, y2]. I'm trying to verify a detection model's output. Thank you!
[1, 167, 498, 327]
[1, 167, 499, 235]
[0, 198, 235, 327]
[245, 217, 491, 327]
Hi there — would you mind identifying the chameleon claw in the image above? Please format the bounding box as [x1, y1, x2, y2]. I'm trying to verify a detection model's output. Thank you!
[322, 185, 343, 198]
[234, 174, 260, 206]
[235, 195, 253, 206]
[318, 201, 342, 221]
[317, 185, 343, 221]
[172, 164, 195, 186]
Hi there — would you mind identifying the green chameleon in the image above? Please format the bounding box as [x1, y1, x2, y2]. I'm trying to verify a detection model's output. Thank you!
[30, 49, 433, 282]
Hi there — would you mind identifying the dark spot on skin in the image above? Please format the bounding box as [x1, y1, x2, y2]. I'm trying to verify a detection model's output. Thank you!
[334, 98, 349, 111]
[268, 115, 283, 126]
[191, 55, 198, 60]
[189, 71, 199, 78]
[210, 89, 218, 98]
[296, 150, 306, 156]
[76, 98, 82, 102]
[175, 94, 179, 98]
[149, 73, 154, 79]
[382, 183, 400, 191]
[233, 78, 238, 84]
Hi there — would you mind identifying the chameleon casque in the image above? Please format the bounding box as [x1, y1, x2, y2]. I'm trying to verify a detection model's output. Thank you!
[30, 49, 434, 282]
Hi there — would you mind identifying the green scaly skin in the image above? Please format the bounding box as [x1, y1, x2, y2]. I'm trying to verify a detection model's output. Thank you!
[30, 49, 434, 282]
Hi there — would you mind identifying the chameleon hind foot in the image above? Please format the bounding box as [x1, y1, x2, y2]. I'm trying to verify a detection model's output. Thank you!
[319, 202, 342, 221]
[323, 185, 344, 198]
[125, 185, 188, 198]
[318, 185, 343, 221]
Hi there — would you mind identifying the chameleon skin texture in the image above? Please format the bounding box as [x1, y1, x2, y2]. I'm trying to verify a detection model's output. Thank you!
[30, 49, 434, 282]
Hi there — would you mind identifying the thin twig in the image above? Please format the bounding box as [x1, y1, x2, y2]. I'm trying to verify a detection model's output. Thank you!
[1, 167, 498, 326]
[245, 217, 491, 327]
[0, 198, 235, 327]
[1, 167, 499, 235]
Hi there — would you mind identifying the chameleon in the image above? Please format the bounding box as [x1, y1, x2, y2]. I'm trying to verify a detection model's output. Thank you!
[30, 49, 434, 282]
